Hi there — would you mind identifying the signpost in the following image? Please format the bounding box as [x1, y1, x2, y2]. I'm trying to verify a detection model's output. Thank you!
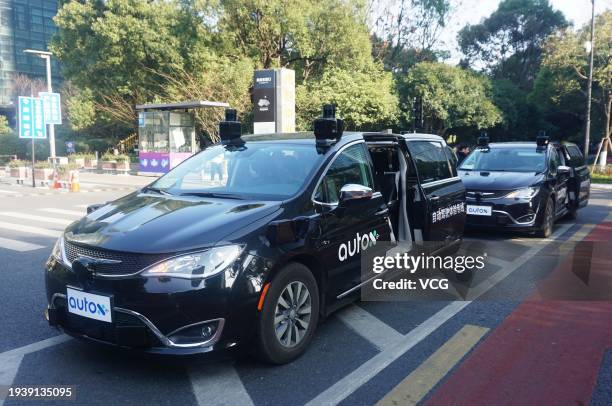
[39, 92, 62, 125]
[252, 68, 295, 134]
[18, 96, 47, 187]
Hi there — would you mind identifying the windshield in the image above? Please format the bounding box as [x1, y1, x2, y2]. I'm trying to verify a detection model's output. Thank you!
[459, 147, 547, 172]
[150, 142, 323, 200]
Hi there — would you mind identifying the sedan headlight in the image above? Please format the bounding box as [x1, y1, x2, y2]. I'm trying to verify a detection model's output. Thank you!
[505, 187, 538, 199]
[141, 245, 243, 279]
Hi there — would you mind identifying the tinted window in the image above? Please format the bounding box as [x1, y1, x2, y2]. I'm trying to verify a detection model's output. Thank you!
[460, 147, 546, 172]
[566, 145, 585, 167]
[315, 143, 373, 204]
[151, 143, 323, 200]
[407, 141, 452, 183]
[549, 148, 560, 173]
[444, 146, 458, 177]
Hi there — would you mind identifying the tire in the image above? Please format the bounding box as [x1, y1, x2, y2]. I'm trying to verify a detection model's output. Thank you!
[254, 263, 319, 364]
[537, 197, 555, 238]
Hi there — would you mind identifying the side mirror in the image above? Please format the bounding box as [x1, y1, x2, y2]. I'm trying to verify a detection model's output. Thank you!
[339, 184, 373, 206]
[557, 165, 570, 175]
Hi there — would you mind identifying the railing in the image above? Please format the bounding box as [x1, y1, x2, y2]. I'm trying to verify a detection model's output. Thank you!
[117, 133, 138, 154]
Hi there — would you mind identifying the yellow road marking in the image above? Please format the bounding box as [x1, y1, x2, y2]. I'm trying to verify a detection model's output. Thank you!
[376, 324, 489, 406]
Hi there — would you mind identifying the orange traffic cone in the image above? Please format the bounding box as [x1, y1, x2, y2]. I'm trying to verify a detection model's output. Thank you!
[70, 171, 80, 192]
[52, 170, 61, 189]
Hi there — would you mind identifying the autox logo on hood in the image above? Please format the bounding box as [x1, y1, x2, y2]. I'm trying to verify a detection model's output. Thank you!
[338, 230, 379, 262]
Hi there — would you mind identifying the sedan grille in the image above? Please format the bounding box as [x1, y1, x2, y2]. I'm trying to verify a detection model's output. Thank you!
[63, 241, 167, 275]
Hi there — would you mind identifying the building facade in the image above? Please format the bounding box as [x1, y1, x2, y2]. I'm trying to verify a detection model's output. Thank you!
[0, 0, 60, 120]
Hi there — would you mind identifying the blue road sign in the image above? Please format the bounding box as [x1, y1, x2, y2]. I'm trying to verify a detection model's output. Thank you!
[18, 96, 47, 139]
[39, 92, 62, 125]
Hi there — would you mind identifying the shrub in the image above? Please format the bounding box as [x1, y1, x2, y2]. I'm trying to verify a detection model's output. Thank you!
[8, 159, 28, 168]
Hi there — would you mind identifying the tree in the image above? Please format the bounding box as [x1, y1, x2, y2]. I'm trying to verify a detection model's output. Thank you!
[0, 115, 10, 135]
[217, 0, 374, 81]
[535, 11, 611, 146]
[398, 62, 501, 135]
[458, 0, 567, 88]
[51, 0, 251, 140]
[9, 74, 46, 102]
[296, 65, 399, 130]
[370, 0, 452, 72]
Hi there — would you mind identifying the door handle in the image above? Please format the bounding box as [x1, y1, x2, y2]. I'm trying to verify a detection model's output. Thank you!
[375, 208, 389, 216]
[430, 195, 440, 201]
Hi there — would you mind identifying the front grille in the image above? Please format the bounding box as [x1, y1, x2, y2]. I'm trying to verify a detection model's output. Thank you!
[466, 190, 508, 199]
[63, 241, 167, 275]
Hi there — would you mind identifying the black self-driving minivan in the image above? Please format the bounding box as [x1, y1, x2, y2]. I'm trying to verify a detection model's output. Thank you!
[459, 135, 590, 237]
[45, 107, 465, 364]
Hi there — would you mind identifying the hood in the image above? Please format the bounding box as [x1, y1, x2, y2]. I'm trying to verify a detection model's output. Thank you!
[64, 192, 282, 253]
[459, 171, 544, 191]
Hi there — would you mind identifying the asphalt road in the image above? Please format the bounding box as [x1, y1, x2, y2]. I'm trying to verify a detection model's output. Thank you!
[0, 180, 610, 406]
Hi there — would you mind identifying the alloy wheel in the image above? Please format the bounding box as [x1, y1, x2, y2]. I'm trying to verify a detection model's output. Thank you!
[274, 281, 312, 348]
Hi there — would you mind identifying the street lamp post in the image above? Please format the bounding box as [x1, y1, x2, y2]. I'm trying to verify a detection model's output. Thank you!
[23, 49, 55, 159]
[584, 0, 596, 160]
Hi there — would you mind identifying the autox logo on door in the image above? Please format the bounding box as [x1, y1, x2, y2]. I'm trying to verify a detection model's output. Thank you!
[338, 230, 379, 261]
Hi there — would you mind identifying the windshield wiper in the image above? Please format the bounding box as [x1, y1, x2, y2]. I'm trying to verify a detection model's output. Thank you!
[142, 186, 172, 196]
[179, 192, 244, 200]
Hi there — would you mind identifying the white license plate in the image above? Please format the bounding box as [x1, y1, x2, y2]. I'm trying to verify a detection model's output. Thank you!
[66, 287, 112, 323]
[466, 205, 492, 216]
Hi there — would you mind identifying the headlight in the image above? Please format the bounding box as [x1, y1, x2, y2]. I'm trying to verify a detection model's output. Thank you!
[51, 236, 65, 262]
[141, 245, 243, 279]
[505, 187, 538, 199]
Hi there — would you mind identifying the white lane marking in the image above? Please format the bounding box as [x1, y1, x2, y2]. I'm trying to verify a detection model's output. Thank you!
[483, 255, 511, 268]
[0, 212, 72, 226]
[0, 354, 23, 406]
[0, 237, 45, 252]
[74, 204, 89, 208]
[189, 363, 254, 406]
[336, 305, 403, 351]
[0, 189, 19, 194]
[306, 224, 578, 406]
[0, 335, 71, 405]
[38, 208, 84, 217]
[0, 221, 61, 238]
[0, 335, 71, 361]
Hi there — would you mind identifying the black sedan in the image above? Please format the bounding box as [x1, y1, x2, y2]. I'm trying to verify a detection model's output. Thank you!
[458, 138, 590, 237]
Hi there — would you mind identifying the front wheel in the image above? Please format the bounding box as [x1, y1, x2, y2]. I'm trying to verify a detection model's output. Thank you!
[255, 263, 319, 364]
[537, 197, 555, 238]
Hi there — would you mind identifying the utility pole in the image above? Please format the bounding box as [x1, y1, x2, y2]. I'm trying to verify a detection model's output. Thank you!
[584, 0, 596, 159]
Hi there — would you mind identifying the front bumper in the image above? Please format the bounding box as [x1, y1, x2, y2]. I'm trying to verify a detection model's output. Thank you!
[44, 254, 268, 356]
[465, 197, 541, 231]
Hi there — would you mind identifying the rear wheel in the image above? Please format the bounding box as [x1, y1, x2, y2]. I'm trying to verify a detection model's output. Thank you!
[537, 197, 555, 238]
[255, 263, 319, 364]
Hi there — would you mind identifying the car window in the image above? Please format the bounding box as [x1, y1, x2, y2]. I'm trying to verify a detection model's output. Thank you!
[151, 143, 323, 200]
[407, 141, 452, 183]
[444, 146, 458, 177]
[314, 143, 373, 204]
[459, 147, 546, 172]
[566, 145, 585, 167]
[549, 148, 560, 173]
